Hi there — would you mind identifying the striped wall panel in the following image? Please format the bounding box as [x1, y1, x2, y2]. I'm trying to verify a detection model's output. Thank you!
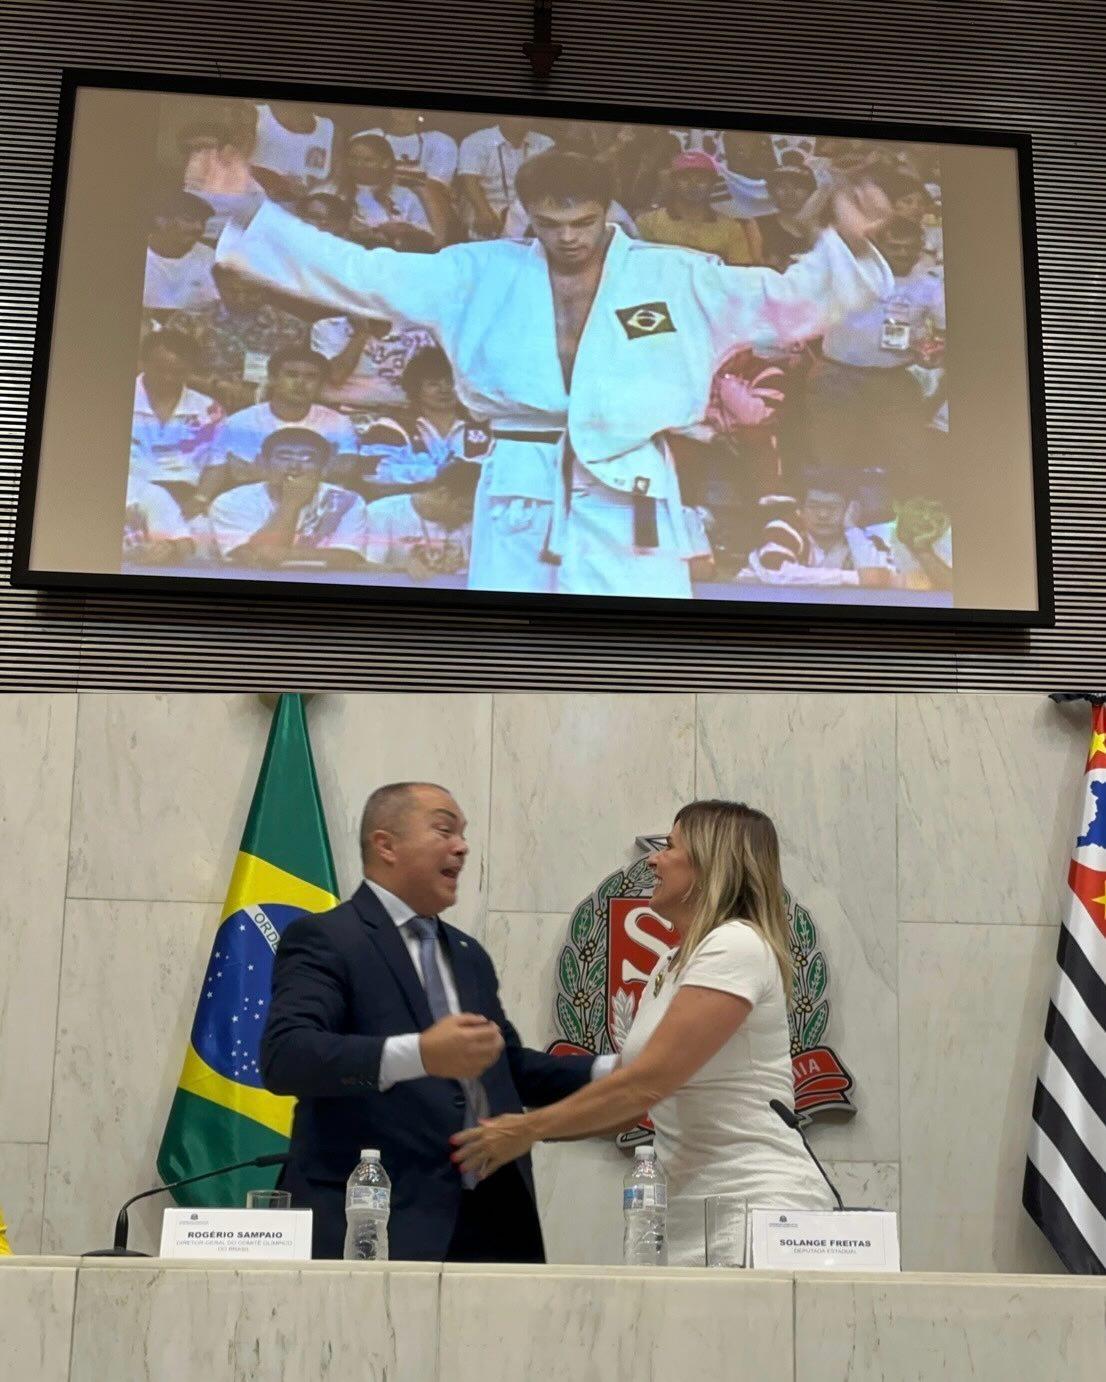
[2, 0, 1103, 691]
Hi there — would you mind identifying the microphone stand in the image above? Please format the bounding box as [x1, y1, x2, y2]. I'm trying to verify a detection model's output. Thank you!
[769, 1099, 845, 1210]
[84, 1152, 290, 1257]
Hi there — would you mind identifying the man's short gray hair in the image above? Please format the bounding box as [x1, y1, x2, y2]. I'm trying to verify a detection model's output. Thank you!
[359, 781, 449, 862]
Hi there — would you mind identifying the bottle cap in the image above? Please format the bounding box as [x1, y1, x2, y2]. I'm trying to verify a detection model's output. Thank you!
[636, 1145, 656, 1160]
[360, 1148, 381, 1160]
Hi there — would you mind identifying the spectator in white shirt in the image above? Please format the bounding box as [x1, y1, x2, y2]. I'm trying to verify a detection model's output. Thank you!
[130, 329, 223, 515]
[358, 111, 461, 243]
[338, 134, 442, 249]
[820, 216, 945, 367]
[310, 312, 436, 412]
[740, 476, 894, 588]
[456, 118, 554, 238]
[872, 167, 942, 268]
[191, 264, 309, 415]
[363, 460, 480, 579]
[249, 102, 335, 202]
[143, 191, 220, 315]
[208, 345, 360, 494]
[122, 477, 194, 565]
[808, 216, 946, 496]
[349, 346, 481, 493]
[207, 426, 368, 570]
[371, 109, 459, 187]
[296, 189, 354, 237]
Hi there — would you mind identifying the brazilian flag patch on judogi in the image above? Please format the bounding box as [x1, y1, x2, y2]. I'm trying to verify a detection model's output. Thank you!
[616, 301, 677, 340]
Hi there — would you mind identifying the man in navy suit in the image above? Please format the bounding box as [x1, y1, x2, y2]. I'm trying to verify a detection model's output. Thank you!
[260, 780, 610, 1261]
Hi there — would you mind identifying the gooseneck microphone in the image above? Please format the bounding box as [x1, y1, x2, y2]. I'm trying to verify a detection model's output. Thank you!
[84, 1152, 291, 1257]
[769, 1099, 845, 1211]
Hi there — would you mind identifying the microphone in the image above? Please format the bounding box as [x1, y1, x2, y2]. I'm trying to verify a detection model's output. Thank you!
[84, 1152, 291, 1257]
[769, 1100, 844, 1211]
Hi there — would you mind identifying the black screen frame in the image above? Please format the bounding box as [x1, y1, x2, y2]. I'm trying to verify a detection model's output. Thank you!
[12, 67, 1054, 629]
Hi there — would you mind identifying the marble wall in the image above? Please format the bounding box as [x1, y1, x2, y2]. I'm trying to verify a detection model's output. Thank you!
[0, 691, 1090, 1270]
[69, 1260, 440, 1381]
[9, 1260, 1104, 1382]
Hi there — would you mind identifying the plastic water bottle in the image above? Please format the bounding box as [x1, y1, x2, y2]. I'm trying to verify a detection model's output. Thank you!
[623, 1145, 668, 1266]
[343, 1149, 390, 1261]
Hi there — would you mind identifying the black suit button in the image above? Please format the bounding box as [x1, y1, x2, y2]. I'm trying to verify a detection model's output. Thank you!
[452, 1094, 466, 1109]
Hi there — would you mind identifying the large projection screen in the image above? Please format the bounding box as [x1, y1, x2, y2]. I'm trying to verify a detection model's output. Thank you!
[15, 72, 1052, 624]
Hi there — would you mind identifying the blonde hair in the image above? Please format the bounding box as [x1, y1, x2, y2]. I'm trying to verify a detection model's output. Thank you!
[668, 800, 793, 1002]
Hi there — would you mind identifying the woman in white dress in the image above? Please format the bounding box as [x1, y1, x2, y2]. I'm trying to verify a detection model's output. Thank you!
[452, 799, 834, 1264]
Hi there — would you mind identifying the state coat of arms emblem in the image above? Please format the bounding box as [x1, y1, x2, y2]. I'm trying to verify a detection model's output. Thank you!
[547, 836, 855, 1146]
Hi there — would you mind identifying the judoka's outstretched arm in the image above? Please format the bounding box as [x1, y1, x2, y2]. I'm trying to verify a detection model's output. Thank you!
[695, 180, 895, 357]
[216, 200, 466, 333]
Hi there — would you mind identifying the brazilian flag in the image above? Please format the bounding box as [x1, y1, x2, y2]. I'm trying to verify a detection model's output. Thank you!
[157, 693, 339, 1207]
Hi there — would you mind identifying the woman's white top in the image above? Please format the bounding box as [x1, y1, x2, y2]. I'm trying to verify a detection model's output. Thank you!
[620, 918, 834, 1264]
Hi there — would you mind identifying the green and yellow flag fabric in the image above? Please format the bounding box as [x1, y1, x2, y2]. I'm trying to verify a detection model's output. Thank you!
[157, 694, 338, 1207]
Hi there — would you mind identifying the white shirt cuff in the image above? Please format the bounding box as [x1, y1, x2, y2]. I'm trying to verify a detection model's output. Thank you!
[378, 1033, 427, 1091]
[590, 1054, 619, 1080]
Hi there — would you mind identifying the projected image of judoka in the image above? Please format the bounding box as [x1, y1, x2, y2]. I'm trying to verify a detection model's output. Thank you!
[217, 149, 894, 599]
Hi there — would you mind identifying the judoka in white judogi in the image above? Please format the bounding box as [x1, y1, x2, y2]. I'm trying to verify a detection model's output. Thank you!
[217, 199, 891, 598]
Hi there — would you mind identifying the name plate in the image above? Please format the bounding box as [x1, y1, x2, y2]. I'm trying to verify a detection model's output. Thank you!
[159, 1208, 313, 1261]
[748, 1208, 900, 1272]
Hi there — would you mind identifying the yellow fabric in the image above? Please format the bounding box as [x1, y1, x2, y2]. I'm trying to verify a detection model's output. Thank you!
[0, 1207, 12, 1255]
[178, 1043, 295, 1138]
[221, 851, 338, 924]
[163, 852, 335, 1142]
[638, 208, 764, 266]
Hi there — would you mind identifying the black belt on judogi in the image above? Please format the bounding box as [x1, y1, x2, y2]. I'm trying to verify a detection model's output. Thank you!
[490, 429, 565, 444]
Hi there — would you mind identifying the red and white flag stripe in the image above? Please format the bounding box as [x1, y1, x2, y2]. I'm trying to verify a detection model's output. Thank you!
[1023, 702, 1106, 1274]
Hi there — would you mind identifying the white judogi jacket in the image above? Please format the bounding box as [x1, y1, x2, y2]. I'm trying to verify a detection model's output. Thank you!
[217, 203, 891, 535]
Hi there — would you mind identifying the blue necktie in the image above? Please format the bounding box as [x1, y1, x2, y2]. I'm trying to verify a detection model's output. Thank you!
[407, 915, 482, 1188]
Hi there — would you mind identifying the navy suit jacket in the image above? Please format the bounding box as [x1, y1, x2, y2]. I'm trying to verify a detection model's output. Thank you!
[260, 882, 593, 1260]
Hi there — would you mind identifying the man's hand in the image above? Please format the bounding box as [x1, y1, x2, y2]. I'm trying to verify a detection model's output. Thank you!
[828, 177, 892, 255]
[276, 473, 319, 512]
[420, 1013, 504, 1080]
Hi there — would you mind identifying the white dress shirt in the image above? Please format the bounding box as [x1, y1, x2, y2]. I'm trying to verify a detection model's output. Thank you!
[351, 184, 432, 236]
[364, 879, 616, 1090]
[143, 242, 219, 311]
[130, 377, 223, 486]
[365, 128, 459, 185]
[456, 125, 555, 217]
